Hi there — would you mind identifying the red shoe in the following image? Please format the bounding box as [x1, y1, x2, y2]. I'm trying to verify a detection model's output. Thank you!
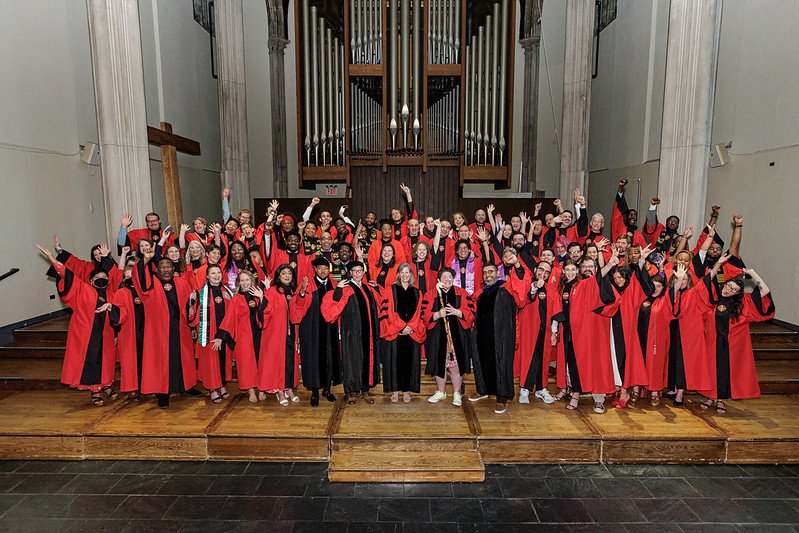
[616, 399, 627, 409]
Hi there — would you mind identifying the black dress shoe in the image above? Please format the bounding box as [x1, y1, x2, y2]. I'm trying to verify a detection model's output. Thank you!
[673, 397, 684, 406]
[323, 389, 337, 402]
[310, 394, 320, 407]
[157, 394, 170, 409]
[183, 388, 203, 397]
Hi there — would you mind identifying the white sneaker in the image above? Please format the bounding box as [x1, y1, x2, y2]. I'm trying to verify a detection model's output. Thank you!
[519, 388, 530, 404]
[452, 392, 462, 406]
[535, 388, 555, 404]
[428, 390, 447, 403]
[468, 393, 488, 402]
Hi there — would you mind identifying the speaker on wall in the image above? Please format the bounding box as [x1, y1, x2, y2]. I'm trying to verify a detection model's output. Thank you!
[81, 143, 101, 166]
[709, 143, 729, 168]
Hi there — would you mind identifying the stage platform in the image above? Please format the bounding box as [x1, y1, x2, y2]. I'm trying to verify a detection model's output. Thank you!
[1, 316, 798, 481]
[0, 386, 798, 482]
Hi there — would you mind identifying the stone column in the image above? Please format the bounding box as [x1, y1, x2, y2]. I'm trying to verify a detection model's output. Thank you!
[519, 36, 541, 194]
[268, 37, 290, 198]
[215, 0, 251, 213]
[657, 0, 722, 234]
[266, 0, 290, 198]
[87, 0, 152, 243]
[559, 0, 595, 201]
[519, 1, 542, 194]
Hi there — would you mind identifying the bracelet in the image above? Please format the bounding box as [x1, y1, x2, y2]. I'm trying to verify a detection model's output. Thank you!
[734, 224, 743, 228]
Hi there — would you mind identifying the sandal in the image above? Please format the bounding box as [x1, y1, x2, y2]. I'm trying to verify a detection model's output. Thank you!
[101, 385, 119, 401]
[219, 387, 230, 399]
[651, 394, 660, 407]
[554, 389, 569, 401]
[91, 392, 104, 406]
[210, 390, 222, 404]
[630, 389, 640, 403]
[276, 391, 289, 406]
[390, 392, 399, 403]
[363, 393, 375, 404]
[700, 398, 715, 410]
[347, 394, 358, 405]
[716, 401, 727, 414]
[403, 392, 411, 403]
[566, 396, 579, 410]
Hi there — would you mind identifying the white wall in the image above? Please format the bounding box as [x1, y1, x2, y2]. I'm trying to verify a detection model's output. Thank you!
[0, 1, 106, 327]
[139, 0, 222, 222]
[588, 0, 668, 175]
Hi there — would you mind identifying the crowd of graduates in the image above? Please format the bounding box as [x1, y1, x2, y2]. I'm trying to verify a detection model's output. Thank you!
[37, 179, 774, 415]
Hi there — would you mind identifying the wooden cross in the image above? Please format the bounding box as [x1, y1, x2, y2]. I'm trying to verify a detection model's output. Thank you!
[147, 122, 201, 227]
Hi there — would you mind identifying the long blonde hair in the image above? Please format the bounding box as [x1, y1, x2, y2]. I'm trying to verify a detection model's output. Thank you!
[393, 262, 415, 286]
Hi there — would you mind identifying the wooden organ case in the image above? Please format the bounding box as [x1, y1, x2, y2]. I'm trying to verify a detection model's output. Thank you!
[294, 0, 516, 191]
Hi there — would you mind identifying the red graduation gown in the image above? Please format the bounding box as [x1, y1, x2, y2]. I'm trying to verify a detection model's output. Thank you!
[553, 274, 617, 395]
[114, 284, 145, 392]
[515, 282, 559, 391]
[53, 264, 124, 390]
[611, 193, 646, 247]
[697, 281, 775, 399]
[367, 237, 408, 272]
[638, 294, 674, 391]
[196, 284, 234, 390]
[262, 233, 317, 292]
[599, 274, 651, 388]
[671, 280, 715, 391]
[216, 293, 262, 390]
[257, 286, 311, 392]
[127, 227, 175, 251]
[132, 260, 198, 394]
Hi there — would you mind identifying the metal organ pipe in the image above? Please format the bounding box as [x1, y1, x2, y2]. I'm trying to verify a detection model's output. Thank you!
[498, 0, 509, 164]
[401, 0, 410, 148]
[319, 23, 328, 165]
[490, 3, 500, 165]
[412, 0, 421, 149]
[389, 0, 398, 149]
[310, 8, 319, 165]
[302, 0, 312, 165]
[327, 27, 335, 165]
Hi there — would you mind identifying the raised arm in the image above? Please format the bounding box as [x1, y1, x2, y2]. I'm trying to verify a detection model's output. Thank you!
[399, 183, 415, 218]
[743, 268, 769, 298]
[222, 186, 231, 222]
[729, 213, 743, 257]
[303, 197, 320, 222]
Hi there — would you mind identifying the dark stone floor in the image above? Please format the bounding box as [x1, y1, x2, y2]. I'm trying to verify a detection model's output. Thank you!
[0, 461, 796, 532]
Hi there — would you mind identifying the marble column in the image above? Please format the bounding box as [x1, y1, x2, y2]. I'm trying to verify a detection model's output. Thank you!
[86, 0, 152, 243]
[657, 0, 722, 234]
[266, 0, 290, 198]
[215, 0, 251, 214]
[559, 0, 595, 202]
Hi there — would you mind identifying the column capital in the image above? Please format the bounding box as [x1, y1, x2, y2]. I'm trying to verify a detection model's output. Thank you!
[268, 37, 290, 54]
[519, 36, 541, 52]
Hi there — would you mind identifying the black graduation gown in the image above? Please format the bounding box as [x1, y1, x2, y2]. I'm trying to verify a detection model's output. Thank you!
[423, 288, 474, 378]
[380, 285, 423, 393]
[298, 277, 341, 389]
[472, 282, 518, 401]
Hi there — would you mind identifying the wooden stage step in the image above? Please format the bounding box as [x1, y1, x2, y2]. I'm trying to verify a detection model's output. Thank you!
[328, 450, 484, 482]
[0, 345, 65, 359]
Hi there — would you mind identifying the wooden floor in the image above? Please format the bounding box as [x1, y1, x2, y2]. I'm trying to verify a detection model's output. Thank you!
[1, 315, 798, 482]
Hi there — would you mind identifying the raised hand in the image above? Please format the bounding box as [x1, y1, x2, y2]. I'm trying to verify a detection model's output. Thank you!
[640, 243, 654, 261]
[683, 226, 693, 240]
[706, 223, 716, 237]
[301, 276, 309, 293]
[399, 182, 411, 195]
[534, 279, 545, 290]
[213, 223, 222, 234]
[675, 263, 687, 281]
[573, 187, 584, 205]
[650, 197, 661, 206]
[297, 220, 307, 232]
[552, 198, 562, 208]
[310, 197, 321, 207]
[339, 204, 348, 215]
[142, 247, 155, 263]
[433, 218, 441, 228]
[36, 245, 59, 266]
[711, 205, 720, 216]
[249, 285, 264, 300]
[276, 214, 284, 225]
[270, 199, 280, 212]
[595, 237, 610, 250]
[477, 227, 489, 243]
[716, 252, 731, 266]
[121, 246, 131, 256]
[263, 277, 272, 290]
[487, 204, 495, 214]
[519, 211, 529, 227]
[618, 178, 629, 189]
[121, 213, 133, 228]
[339, 279, 349, 288]
[550, 215, 562, 227]
[180, 223, 190, 235]
[495, 214, 504, 227]
[223, 186, 231, 199]
[98, 243, 110, 257]
[732, 213, 743, 225]
[534, 202, 542, 214]
[52, 235, 63, 253]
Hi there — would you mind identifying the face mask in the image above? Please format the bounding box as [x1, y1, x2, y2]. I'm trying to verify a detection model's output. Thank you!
[93, 278, 109, 289]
